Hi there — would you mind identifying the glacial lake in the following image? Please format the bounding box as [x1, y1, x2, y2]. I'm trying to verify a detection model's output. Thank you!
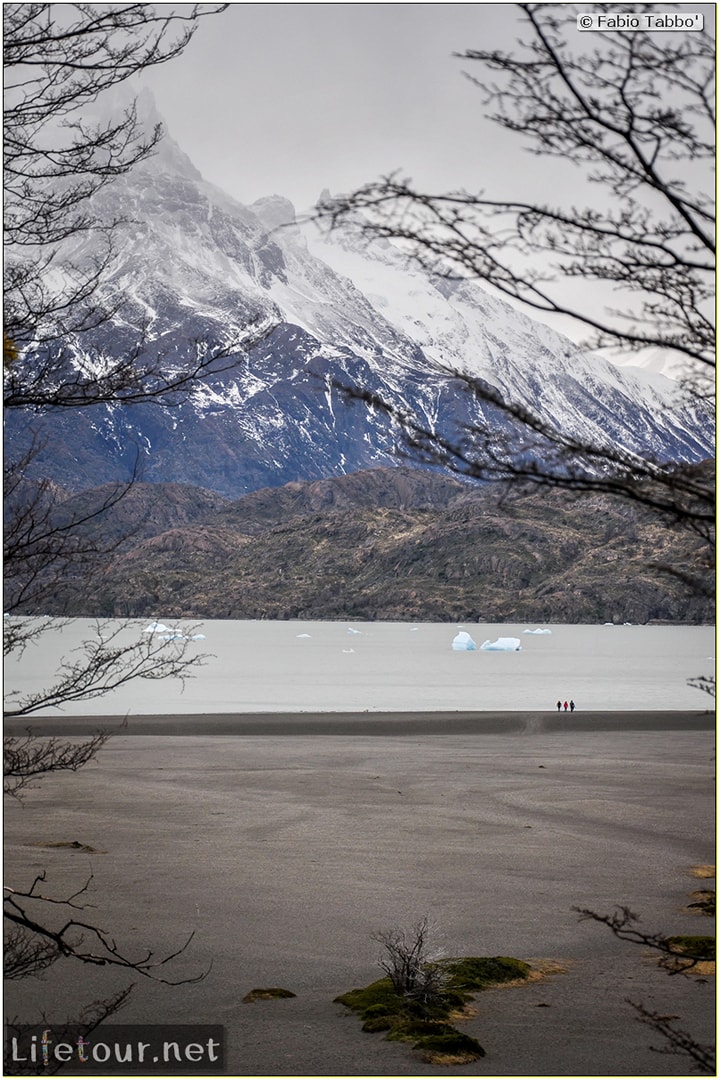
[4, 619, 715, 715]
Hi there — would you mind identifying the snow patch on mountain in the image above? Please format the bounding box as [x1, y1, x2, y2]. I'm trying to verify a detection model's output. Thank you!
[300, 217, 700, 457]
[6, 94, 713, 499]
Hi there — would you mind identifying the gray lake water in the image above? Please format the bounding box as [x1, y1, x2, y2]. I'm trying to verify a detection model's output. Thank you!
[5, 619, 715, 715]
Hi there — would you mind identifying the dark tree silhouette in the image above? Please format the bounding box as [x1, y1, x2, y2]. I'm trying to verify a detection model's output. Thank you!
[313, 3, 715, 543]
[575, 905, 715, 1073]
[3, 0, 230, 735]
[4, 731, 112, 801]
[5, 871, 207, 985]
[4, 1, 278, 410]
[5, 4, 225, 350]
[3, 1, 229, 1039]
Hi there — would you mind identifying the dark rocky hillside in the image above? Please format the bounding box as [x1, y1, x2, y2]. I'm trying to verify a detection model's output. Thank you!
[32, 467, 713, 624]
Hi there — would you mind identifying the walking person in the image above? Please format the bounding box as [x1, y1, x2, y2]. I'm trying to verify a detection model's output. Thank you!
[556, 699, 562, 711]
[570, 700, 575, 712]
[563, 700, 569, 712]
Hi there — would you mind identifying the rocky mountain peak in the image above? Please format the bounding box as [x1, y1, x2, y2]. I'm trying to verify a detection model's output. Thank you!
[251, 195, 298, 231]
[6, 99, 714, 499]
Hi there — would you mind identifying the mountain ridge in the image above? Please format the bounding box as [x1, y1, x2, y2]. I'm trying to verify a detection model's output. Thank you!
[4, 95, 714, 499]
[28, 467, 713, 625]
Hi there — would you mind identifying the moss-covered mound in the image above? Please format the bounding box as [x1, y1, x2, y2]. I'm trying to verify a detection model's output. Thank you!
[242, 987, 296, 1003]
[445, 955, 531, 993]
[666, 935, 715, 960]
[335, 956, 531, 1065]
[688, 890, 716, 916]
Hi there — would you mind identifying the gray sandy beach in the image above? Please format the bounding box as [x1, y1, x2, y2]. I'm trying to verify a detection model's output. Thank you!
[5, 710, 715, 1076]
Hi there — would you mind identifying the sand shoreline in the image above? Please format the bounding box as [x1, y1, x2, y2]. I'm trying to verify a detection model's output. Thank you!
[5, 721, 715, 1075]
[5, 708, 714, 737]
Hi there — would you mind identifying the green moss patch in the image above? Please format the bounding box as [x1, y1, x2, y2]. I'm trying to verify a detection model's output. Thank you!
[688, 890, 716, 917]
[335, 956, 532, 1065]
[416, 1031, 487, 1064]
[666, 935, 715, 960]
[335, 977, 403, 1016]
[242, 987, 296, 1003]
[445, 955, 531, 993]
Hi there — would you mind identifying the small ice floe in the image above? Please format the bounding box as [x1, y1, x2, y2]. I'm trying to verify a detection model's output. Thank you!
[190, 634, 206, 641]
[143, 621, 171, 634]
[342, 648, 355, 654]
[160, 632, 185, 641]
[296, 633, 312, 638]
[481, 637, 522, 652]
[523, 628, 551, 635]
[347, 627, 362, 634]
[410, 626, 419, 632]
[452, 631, 477, 651]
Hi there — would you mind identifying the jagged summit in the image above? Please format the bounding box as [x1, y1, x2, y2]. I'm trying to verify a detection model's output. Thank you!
[251, 195, 297, 231]
[5, 101, 714, 498]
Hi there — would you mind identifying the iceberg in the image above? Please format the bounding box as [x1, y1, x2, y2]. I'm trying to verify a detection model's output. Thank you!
[143, 621, 171, 634]
[481, 637, 522, 652]
[523, 628, 552, 635]
[296, 633, 312, 638]
[452, 631, 477, 651]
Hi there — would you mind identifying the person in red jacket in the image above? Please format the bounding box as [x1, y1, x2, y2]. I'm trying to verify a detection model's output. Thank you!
[563, 700, 569, 711]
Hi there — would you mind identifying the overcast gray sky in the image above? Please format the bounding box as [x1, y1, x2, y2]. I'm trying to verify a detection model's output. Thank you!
[139, 1, 714, 359]
[143, 3, 535, 210]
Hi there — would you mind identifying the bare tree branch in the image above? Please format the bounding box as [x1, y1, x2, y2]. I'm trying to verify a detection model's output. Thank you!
[629, 1000, 715, 1074]
[309, 3, 715, 589]
[687, 674, 716, 699]
[4, 986, 135, 1075]
[4, 872, 209, 984]
[4, 619, 210, 717]
[3, 728, 117, 800]
[314, 4, 715, 368]
[574, 905, 714, 974]
[3, 2, 283, 410]
[332, 377, 715, 551]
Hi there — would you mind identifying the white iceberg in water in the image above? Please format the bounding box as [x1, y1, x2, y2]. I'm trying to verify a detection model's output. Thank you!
[144, 621, 205, 641]
[452, 631, 477, 651]
[481, 637, 522, 652]
[523, 628, 552, 635]
[347, 627, 362, 634]
[296, 633, 312, 638]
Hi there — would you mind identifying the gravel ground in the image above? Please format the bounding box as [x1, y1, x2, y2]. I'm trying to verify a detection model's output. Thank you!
[4, 712, 715, 1077]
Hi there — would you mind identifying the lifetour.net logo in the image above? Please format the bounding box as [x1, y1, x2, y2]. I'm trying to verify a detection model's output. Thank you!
[577, 11, 704, 31]
[5, 1025, 225, 1075]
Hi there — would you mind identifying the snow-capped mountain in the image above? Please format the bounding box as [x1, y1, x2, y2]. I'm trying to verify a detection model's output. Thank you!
[6, 92, 714, 498]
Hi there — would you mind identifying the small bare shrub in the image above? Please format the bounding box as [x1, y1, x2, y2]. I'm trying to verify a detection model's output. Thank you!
[372, 915, 448, 1004]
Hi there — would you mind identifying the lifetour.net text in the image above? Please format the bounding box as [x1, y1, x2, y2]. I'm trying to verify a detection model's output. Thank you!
[577, 12, 704, 31]
[5, 1024, 224, 1075]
